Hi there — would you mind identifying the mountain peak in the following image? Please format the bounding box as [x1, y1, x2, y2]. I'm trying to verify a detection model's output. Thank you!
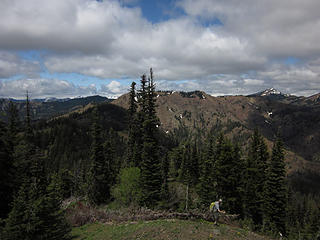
[249, 88, 290, 97]
[260, 88, 282, 96]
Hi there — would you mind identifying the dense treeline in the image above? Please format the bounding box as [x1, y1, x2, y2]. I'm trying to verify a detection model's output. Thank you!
[0, 94, 71, 239]
[0, 70, 319, 239]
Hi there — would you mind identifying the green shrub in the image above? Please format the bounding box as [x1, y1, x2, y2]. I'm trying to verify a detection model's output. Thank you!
[112, 167, 142, 207]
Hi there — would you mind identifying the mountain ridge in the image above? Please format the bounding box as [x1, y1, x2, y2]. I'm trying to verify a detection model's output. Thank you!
[113, 89, 320, 165]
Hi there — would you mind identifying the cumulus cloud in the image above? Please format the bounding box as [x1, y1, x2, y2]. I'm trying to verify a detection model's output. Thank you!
[44, 17, 264, 80]
[0, 0, 319, 97]
[0, 0, 265, 78]
[256, 63, 320, 96]
[100, 80, 129, 98]
[0, 51, 39, 78]
[178, 0, 320, 59]
[0, 78, 97, 99]
[0, 0, 144, 54]
[243, 79, 265, 86]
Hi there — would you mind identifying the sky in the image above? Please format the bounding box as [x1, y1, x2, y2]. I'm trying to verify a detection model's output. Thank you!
[0, 0, 319, 99]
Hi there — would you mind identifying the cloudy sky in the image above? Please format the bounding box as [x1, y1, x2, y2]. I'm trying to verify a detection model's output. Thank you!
[0, 0, 319, 99]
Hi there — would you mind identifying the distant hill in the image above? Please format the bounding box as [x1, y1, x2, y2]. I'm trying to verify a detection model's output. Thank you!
[113, 89, 320, 172]
[1, 89, 320, 177]
[0, 95, 112, 121]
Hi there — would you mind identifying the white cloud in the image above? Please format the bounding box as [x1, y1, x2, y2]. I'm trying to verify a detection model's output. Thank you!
[44, 16, 264, 80]
[0, 0, 143, 53]
[243, 79, 264, 86]
[0, 0, 265, 79]
[100, 80, 128, 98]
[178, 0, 320, 59]
[0, 78, 97, 99]
[0, 0, 319, 97]
[0, 51, 39, 78]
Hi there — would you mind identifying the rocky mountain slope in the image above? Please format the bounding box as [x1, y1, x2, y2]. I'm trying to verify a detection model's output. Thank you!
[1, 89, 319, 175]
[113, 89, 320, 171]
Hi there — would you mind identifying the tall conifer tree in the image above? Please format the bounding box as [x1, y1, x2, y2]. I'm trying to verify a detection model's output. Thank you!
[127, 82, 140, 167]
[264, 137, 287, 235]
[87, 107, 109, 205]
[244, 129, 269, 226]
[198, 135, 216, 207]
[214, 134, 244, 214]
[160, 153, 169, 202]
[4, 98, 70, 240]
[4, 155, 71, 239]
[139, 68, 162, 207]
[104, 128, 117, 187]
[7, 101, 19, 154]
[178, 142, 192, 210]
[0, 121, 15, 220]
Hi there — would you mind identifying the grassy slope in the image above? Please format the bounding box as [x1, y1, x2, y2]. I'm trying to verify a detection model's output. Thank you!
[72, 219, 273, 240]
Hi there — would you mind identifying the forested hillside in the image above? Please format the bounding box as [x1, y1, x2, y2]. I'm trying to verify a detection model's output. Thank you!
[0, 95, 111, 122]
[0, 70, 319, 239]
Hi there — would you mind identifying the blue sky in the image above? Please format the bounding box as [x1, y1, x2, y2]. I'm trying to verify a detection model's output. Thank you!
[0, 0, 319, 99]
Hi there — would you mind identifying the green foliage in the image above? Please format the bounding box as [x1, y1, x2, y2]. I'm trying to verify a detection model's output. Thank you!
[87, 107, 110, 205]
[198, 135, 216, 207]
[168, 145, 184, 178]
[3, 155, 71, 239]
[286, 191, 320, 239]
[160, 155, 170, 205]
[112, 167, 142, 206]
[104, 128, 119, 187]
[139, 69, 162, 207]
[44, 174, 72, 239]
[2, 183, 30, 239]
[0, 121, 15, 220]
[127, 81, 141, 167]
[214, 134, 244, 215]
[244, 129, 269, 227]
[263, 138, 287, 235]
[178, 142, 199, 186]
[50, 169, 73, 200]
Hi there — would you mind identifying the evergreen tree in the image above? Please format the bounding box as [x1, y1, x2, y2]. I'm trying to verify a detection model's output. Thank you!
[168, 145, 184, 178]
[127, 81, 140, 167]
[24, 91, 33, 145]
[87, 107, 109, 205]
[0, 121, 15, 220]
[104, 128, 117, 187]
[198, 135, 216, 207]
[3, 154, 71, 240]
[178, 142, 192, 210]
[244, 129, 269, 226]
[139, 69, 162, 207]
[7, 101, 19, 154]
[264, 137, 287, 235]
[160, 153, 169, 203]
[190, 142, 200, 185]
[42, 174, 72, 239]
[15, 92, 36, 186]
[214, 134, 244, 214]
[3, 182, 30, 239]
[138, 74, 148, 115]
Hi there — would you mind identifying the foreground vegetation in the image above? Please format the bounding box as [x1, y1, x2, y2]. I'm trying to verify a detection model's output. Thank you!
[72, 219, 272, 240]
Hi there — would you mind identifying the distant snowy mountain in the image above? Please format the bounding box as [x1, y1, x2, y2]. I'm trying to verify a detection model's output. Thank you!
[248, 88, 291, 98]
[260, 88, 281, 96]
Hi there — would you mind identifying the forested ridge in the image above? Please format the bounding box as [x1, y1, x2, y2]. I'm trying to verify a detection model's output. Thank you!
[0, 69, 320, 239]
